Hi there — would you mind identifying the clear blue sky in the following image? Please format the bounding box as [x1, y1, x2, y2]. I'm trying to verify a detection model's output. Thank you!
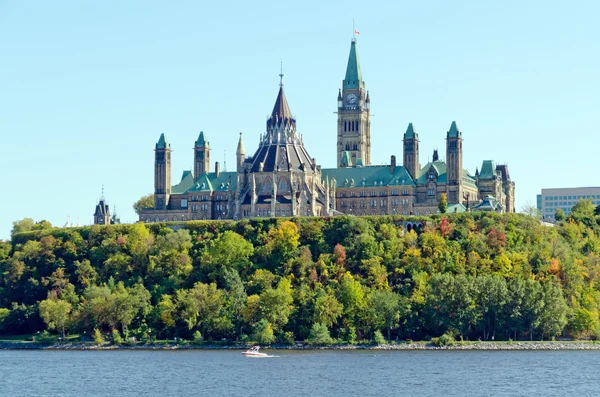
[1, 0, 599, 239]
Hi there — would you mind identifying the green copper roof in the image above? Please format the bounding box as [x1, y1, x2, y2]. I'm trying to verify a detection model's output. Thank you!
[479, 160, 497, 179]
[344, 40, 364, 90]
[171, 171, 237, 194]
[404, 123, 416, 138]
[156, 133, 169, 149]
[417, 161, 447, 184]
[340, 151, 353, 167]
[447, 203, 467, 213]
[447, 121, 460, 137]
[474, 195, 503, 212]
[322, 165, 415, 188]
[195, 131, 208, 147]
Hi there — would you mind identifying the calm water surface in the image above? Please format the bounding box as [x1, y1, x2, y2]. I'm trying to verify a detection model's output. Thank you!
[1, 349, 599, 396]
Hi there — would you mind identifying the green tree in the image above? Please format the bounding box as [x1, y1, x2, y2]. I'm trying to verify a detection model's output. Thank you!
[307, 323, 333, 345]
[39, 298, 72, 338]
[252, 319, 275, 345]
[537, 282, 568, 340]
[570, 199, 596, 227]
[204, 231, 254, 275]
[313, 292, 343, 328]
[474, 275, 508, 340]
[259, 278, 294, 332]
[0, 308, 10, 332]
[369, 289, 402, 341]
[438, 193, 448, 214]
[133, 194, 154, 215]
[554, 208, 565, 222]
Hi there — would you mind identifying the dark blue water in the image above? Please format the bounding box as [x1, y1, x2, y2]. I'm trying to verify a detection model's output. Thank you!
[1, 349, 598, 396]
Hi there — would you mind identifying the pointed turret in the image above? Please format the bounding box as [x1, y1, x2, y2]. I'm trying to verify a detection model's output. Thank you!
[194, 131, 210, 180]
[344, 39, 364, 90]
[403, 123, 419, 180]
[249, 80, 315, 173]
[340, 151, 353, 167]
[94, 192, 111, 225]
[195, 131, 207, 147]
[236, 132, 246, 172]
[155, 133, 172, 210]
[404, 122, 417, 138]
[267, 86, 295, 129]
[156, 133, 169, 149]
[337, 39, 370, 167]
[446, 120, 463, 192]
[447, 121, 461, 137]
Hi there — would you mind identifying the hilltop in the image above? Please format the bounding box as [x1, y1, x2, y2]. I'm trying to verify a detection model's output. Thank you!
[1, 202, 600, 345]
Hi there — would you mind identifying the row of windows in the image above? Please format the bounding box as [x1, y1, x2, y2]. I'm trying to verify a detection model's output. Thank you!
[545, 200, 600, 207]
[340, 189, 410, 198]
[545, 194, 600, 201]
[343, 120, 360, 132]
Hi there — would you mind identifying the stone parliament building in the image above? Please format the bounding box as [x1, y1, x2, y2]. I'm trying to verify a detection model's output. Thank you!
[121, 39, 515, 225]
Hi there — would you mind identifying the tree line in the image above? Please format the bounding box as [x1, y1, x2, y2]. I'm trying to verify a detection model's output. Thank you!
[1, 200, 600, 344]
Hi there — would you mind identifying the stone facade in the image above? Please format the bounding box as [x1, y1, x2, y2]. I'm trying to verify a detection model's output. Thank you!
[139, 39, 515, 223]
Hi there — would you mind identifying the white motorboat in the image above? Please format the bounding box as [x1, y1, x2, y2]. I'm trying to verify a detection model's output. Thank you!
[242, 346, 269, 357]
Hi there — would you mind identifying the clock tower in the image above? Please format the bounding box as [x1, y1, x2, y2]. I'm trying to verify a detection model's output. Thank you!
[337, 38, 371, 167]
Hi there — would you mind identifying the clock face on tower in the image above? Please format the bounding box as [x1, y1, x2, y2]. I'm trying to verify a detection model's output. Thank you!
[346, 93, 357, 105]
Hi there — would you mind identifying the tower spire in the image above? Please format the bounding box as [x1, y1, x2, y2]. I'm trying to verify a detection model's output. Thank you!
[344, 39, 363, 89]
[279, 59, 284, 87]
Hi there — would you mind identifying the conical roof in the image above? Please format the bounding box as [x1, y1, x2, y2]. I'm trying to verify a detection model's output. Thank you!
[344, 40, 364, 90]
[267, 86, 295, 128]
[236, 132, 245, 155]
[156, 133, 169, 149]
[404, 122, 417, 138]
[195, 131, 208, 147]
[447, 121, 460, 137]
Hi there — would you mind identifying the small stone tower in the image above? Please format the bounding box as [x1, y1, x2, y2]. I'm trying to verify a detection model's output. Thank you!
[337, 38, 371, 167]
[194, 131, 210, 180]
[403, 122, 419, 180]
[93, 192, 111, 225]
[446, 121, 463, 202]
[236, 132, 245, 172]
[154, 133, 172, 210]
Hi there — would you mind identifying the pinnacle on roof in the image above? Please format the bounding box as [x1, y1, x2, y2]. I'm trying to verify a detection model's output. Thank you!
[404, 122, 417, 138]
[338, 89, 342, 101]
[156, 133, 169, 149]
[271, 85, 293, 120]
[340, 151, 353, 167]
[236, 132, 245, 155]
[447, 121, 460, 137]
[195, 131, 208, 147]
[267, 83, 296, 129]
[344, 39, 364, 90]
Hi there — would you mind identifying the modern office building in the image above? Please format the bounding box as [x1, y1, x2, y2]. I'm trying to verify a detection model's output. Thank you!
[537, 187, 600, 220]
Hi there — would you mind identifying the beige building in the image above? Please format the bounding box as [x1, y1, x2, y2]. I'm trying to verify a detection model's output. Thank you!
[138, 39, 516, 223]
[537, 187, 600, 221]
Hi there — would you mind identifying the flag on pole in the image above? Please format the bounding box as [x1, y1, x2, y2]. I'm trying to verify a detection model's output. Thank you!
[354, 30, 360, 35]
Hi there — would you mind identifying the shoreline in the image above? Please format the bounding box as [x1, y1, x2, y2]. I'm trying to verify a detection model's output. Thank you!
[2, 341, 600, 351]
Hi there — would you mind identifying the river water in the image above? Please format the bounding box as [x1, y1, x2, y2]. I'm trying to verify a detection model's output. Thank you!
[1, 349, 598, 396]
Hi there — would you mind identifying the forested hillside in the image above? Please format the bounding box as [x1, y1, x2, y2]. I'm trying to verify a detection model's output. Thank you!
[2, 200, 600, 344]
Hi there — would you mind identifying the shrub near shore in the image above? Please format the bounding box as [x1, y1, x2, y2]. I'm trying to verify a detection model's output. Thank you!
[1, 205, 600, 344]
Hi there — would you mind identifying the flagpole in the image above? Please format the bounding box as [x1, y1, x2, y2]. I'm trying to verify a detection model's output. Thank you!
[353, 19, 355, 40]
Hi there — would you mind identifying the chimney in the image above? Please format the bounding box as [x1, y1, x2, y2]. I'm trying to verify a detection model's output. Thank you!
[432, 149, 439, 162]
[390, 155, 396, 174]
[215, 161, 220, 177]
